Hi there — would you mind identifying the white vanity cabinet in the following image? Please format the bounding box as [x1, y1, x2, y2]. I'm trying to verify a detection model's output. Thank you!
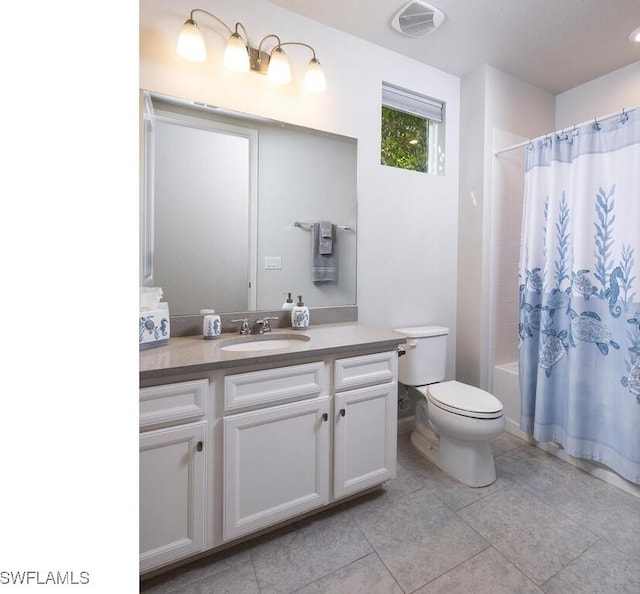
[333, 352, 398, 497]
[222, 353, 397, 540]
[222, 362, 329, 540]
[139, 379, 209, 573]
[138, 324, 405, 575]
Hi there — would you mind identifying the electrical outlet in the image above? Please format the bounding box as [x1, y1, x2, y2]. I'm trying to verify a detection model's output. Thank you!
[264, 256, 282, 270]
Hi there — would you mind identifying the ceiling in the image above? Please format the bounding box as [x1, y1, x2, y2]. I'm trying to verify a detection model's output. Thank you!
[267, 0, 640, 95]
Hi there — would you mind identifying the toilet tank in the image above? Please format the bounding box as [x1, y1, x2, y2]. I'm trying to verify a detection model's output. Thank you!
[394, 326, 449, 386]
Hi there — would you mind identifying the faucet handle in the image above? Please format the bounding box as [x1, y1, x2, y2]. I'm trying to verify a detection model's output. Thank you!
[258, 316, 279, 333]
[231, 318, 250, 335]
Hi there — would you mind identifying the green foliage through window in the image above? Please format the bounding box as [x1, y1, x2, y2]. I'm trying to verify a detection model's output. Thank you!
[381, 106, 428, 172]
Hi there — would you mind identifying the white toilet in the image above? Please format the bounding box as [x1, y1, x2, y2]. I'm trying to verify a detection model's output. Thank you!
[395, 326, 505, 487]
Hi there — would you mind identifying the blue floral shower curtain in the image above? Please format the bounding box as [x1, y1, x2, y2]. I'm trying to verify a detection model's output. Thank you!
[519, 109, 640, 484]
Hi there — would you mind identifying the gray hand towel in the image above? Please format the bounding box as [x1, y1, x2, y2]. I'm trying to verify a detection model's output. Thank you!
[319, 220, 333, 255]
[312, 222, 338, 283]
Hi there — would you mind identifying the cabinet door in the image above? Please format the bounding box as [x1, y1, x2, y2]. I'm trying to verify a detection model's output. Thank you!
[334, 383, 397, 498]
[140, 422, 207, 572]
[224, 397, 330, 541]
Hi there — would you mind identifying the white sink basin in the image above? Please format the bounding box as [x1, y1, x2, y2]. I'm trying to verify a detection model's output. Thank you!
[217, 334, 310, 352]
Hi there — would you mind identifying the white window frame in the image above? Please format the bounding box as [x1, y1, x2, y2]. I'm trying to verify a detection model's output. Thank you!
[381, 82, 445, 175]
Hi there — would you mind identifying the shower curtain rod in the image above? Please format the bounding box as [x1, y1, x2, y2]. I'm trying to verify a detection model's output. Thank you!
[494, 105, 638, 156]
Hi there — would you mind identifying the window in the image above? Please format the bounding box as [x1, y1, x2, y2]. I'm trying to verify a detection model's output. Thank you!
[381, 82, 445, 174]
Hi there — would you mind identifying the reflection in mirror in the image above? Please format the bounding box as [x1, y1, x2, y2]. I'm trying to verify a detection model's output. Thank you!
[142, 92, 357, 316]
[150, 108, 255, 313]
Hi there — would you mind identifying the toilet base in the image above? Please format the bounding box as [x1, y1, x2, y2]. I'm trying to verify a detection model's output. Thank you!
[410, 428, 439, 464]
[410, 387, 504, 488]
[411, 428, 497, 487]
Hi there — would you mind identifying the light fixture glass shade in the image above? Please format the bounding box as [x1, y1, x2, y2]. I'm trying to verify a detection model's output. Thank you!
[177, 19, 207, 62]
[303, 58, 327, 92]
[267, 47, 292, 84]
[629, 27, 640, 42]
[223, 33, 250, 72]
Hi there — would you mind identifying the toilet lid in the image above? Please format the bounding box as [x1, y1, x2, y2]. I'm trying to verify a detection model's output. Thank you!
[427, 381, 503, 419]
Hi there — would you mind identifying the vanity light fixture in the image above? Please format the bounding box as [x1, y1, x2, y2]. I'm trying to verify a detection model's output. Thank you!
[177, 8, 327, 92]
[629, 27, 640, 43]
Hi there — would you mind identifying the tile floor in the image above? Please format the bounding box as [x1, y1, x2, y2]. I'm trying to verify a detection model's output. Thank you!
[141, 431, 640, 594]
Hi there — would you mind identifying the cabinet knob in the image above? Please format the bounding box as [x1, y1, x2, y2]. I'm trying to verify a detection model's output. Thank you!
[321, 413, 328, 422]
[339, 408, 346, 417]
[196, 441, 203, 452]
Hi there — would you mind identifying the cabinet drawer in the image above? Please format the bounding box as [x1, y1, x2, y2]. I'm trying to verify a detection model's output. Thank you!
[334, 351, 397, 390]
[140, 379, 209, 429]
[225, 362, 325, 412]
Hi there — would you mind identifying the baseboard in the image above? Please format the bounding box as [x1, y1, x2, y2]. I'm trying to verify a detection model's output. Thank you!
[504, 417, 529, 440]
[397, 415, 414, 435]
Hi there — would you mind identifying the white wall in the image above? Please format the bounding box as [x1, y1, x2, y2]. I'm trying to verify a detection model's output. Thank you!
[457, 64, 554, 389]
[140, 0, 461, 378]
[484, 67, 555, 377]
[457, 65, 487, 387]
[555, 61, 640, 129]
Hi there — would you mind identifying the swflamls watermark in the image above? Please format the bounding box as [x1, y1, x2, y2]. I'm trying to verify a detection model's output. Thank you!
[0, 570, 90, 586]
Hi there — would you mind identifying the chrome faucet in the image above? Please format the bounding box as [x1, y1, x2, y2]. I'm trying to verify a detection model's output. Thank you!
[253, 317, 278, 334]
[231, 318, 251, 335]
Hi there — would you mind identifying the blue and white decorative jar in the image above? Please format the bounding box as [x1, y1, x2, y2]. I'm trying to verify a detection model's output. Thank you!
[139, 303, 170, 350]
[201, 309, 222, 339]
[291, 296, 309, 330]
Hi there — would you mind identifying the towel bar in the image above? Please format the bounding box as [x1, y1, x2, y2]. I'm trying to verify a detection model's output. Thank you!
[293, 222, 355, 231]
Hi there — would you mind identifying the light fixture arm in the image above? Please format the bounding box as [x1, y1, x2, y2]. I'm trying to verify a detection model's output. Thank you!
[188, 9, 250, 47]
[257, 34, 283, 54]
[233, 22, 250, 47]
[188, 8, 233, 36]
[278, 41, 318, 60]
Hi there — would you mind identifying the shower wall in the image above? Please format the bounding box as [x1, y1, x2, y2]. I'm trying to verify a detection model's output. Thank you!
[489, 129, 525, 367]
[457, 64, 554, 391]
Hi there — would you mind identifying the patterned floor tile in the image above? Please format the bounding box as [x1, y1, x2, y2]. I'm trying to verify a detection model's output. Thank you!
[140, 547, 252, 593]
[351, 486, 489, 592]
[415, 547, 543, 594]
[542, 539, 640, 593]
[498, 446, 640, 558]
[179, 563, 259, 594]
[458, 484, 598, 585]
[249, 507, 372, 594]
[293, 553, 402, 594]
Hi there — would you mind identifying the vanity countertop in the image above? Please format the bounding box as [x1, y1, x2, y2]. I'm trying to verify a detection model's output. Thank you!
[140, 322, 406, 380]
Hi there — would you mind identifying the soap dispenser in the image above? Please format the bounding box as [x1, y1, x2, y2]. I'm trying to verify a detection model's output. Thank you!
[282, 292, 294, 310]
[291, 295, 309, 329]
[200, 309, 222, 339]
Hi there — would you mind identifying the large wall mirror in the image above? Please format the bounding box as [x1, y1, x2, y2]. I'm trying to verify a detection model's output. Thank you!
[141, 92, 357, 315]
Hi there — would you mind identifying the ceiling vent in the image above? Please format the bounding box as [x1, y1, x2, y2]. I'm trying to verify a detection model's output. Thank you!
[391, 1, 445, 38]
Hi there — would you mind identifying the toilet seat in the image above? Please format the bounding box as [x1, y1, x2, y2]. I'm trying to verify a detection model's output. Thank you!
[418, 381, 503, 419]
